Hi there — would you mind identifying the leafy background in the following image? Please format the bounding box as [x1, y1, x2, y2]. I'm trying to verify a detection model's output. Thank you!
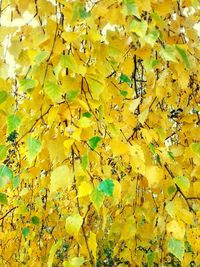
[0, 0, 200, 266]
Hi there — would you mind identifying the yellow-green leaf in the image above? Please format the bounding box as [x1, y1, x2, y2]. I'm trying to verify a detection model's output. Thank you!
[65, 214, 83, 238]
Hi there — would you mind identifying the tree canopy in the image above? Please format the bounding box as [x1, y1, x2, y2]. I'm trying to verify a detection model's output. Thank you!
[0, 0, 200, 266]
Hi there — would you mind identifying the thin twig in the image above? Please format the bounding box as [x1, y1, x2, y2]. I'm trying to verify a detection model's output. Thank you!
[0, 207, 18, 221]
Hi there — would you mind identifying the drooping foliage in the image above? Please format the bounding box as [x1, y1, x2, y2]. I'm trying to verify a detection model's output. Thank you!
[0, 0, 200, 266]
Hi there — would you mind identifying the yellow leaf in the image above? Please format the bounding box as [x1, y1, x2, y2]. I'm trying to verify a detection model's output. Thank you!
[78, 181, 92, 197]
[110, 139, 129, 156]
[65, 214, 83, 239]
[77, 117, 93, 128]
[130, 143, 145, 162]
[64, 139, 74, 150]
[102, 206, 108, 231]
[145, 166, 164, 188]
[167, 220, 185, 240]
[130, 143, 146, 175]
[112, 180, 121, 205]
[138, 108, 149, 125]
[47, 239, 62, 267]
[177, 208, 194, 225]
[50, 165, 73, 195]
[141, 128, 158, 144]
[88, 231, 97, 263]
[129, 98, 141, 113]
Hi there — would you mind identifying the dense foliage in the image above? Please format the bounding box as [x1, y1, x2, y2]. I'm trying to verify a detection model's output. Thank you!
[0, 0, 200, 266]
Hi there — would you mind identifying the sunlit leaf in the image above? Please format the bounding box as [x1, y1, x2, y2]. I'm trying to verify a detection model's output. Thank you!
[7, 114, 21, 134]
[66, 89, 80, 103]
[11, 175, 20, 189]
[78, 181, 92, 197]
[167, 238, 185, 261]
[122, 0, 140, 18]
[191, 142, 200, 155]
[0, 165, 13, 188]
[19, 79, 37, 92]
[88, 232, 97, 263]
[34, 50, 49, 64]
[174, 176, 190, 194]
[50, 165, 73, 194]
[47, 239, 62, 267]
[81, 154, 88, 172]
[160, 45, 177, 62]
[90, 188, 104, 212]
[27, 137, 41, 163]
[129, 20, 148, 37]
[44, 81, 62, 102]
[65, 214, 83, 238]
[176, 45, 190, 68]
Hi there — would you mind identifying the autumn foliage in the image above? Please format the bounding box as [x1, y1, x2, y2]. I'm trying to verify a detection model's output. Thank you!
[0, 0, 200, 266]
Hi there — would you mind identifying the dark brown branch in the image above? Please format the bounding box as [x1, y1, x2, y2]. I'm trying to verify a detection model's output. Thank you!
[0, 207, 18, 221]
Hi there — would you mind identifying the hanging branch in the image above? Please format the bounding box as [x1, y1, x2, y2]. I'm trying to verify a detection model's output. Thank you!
[71, 147, 95, 266]
[164, 163, 199, 214]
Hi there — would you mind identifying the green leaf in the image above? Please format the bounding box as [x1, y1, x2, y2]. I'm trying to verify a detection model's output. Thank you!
[22, 227, 30, 238]
[174, 176, 190, 194]
[167, 185, 176, 195]
[156, 154, 161, 165]
[66, 89, 80, 103]
[60, 54, 77, 72]
[144, 58, 159, 72]
[98, 179, 114, 197]
[168, 151, 175, 161]
[144, 30, 160, 46]
[82, 112, 92, 118]
[176, 45, 190, 68]
[0, 165, 13, 188]
[120, 73, 131, 84]
[129, 20, 148, 38]
[19, 79, 37, 92]
[71, 257, 86, 267]
[31, 216, 40, 225]
[0, 90, 8, 104]
[160, 45, 177, 62]
[44, 81, 61, 102]
[88, 136, 101, 150]
[120, 90, 128, 98]
[90, 188, 104, 213]
[72, 3, 90, 21]
[0, 145, 7, 160]
[167, 238, 185, 261]
[0, 192, 8, 205]
[147, 251, 155, 267]
[149, 143, 156, 154]
[34, 50, 49, 64]
[27, 137, 42, 163]
[191, 142, 200, 155]
[122, 0, 140, 18]
[81, 154, 88, 172]
[11, 175, 20, 189]
[7, 114, 21, 134]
